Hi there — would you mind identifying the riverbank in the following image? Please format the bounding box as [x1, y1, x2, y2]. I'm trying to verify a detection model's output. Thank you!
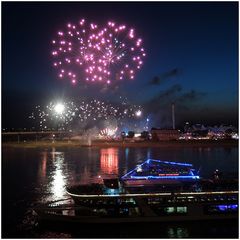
[2, 139, 238, 149]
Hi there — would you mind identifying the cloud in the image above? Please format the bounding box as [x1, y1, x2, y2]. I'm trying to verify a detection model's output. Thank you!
[143, 84, 181, 126]
[146, 84, 182, 109]
[177, 90, 207, 103]
[143, 85, 207, 128]
[149, 68, 182, 85]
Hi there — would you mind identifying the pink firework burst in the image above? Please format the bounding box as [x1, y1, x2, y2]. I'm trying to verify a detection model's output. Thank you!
[51, 19, 146, 85]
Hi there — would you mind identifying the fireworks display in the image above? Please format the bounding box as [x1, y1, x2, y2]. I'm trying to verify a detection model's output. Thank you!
[29, 98, 143, 131]
[51, 19, 146, 85]
[99, 127, 118, 139]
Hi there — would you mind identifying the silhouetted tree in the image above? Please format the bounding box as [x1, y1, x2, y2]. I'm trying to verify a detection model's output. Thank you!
[127, 131, 135, 138]
[141, 131, 150, 140]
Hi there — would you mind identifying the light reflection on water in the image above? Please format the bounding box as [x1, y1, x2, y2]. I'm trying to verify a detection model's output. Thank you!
[167, 227, 189, 238]
[38, 149, 71, 202]
[35, 146, 238, 203]
[50, 151, 66, 200]
[39, 147, 121, 202]
[38, 151, 47, 178]
[100, 148, 119, 175]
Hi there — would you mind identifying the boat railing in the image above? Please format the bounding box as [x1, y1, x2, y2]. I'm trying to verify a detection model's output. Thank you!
[66, 190, 238, 199]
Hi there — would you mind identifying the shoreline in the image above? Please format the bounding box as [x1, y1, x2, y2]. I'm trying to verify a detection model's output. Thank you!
[2, 139, 238, 149]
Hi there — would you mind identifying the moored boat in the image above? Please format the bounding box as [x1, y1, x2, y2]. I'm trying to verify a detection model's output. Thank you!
[34, 159, 238, 225]
[35, 190, 238, 224]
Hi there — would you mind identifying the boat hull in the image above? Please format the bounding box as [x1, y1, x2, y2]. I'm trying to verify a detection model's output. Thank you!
[35, 190, 238, 226]
[36, 209, 238, 224]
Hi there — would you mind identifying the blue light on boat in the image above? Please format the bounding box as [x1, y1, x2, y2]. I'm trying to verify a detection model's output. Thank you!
[217, 204, 238, 211]
[121, 159, 198, 180]
[148, 159, 193, 167]
[129, 175, 200, 179]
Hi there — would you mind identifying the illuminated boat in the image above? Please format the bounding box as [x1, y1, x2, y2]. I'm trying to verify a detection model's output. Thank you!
[35, 190, 238, 225]
[34, 160, 238, 226]
[121, 159, 200, 187]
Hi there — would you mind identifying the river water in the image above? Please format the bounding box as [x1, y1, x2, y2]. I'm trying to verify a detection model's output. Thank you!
[2, 145, 238, 238]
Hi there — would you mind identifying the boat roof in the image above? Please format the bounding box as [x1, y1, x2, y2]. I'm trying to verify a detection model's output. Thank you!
[121, 159, 199, 180]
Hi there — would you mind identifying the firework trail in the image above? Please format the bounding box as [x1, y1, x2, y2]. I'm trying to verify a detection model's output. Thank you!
[51, 19, 146, 86]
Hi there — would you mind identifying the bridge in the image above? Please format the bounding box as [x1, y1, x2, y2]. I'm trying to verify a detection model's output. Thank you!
[2, 131, 82, 142]
[2, 131, 68, 135]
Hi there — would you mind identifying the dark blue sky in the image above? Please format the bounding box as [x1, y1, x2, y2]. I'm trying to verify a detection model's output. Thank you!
[2, 2, 238, 128]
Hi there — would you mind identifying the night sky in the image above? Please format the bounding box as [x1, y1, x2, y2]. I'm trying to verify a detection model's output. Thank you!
[2, 2, 238, 129]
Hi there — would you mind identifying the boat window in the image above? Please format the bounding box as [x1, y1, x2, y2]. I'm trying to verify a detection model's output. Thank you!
[93, 208, 107, 216]
[119, 208, 129, 216]
[150, 206, 188, 216]
[162, 206, 188, 214]
[129, 207, 141, 216]
[119, 198, 136, 205]
[147, 198, 162, 204]
[165, 207, 175, 213]
[107, 208, 117, 216]
[176, 206, 187, 213]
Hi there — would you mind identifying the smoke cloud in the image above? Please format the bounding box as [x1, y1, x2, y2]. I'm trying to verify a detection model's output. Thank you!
[149, 68, 182, 85]
[143, 84, 207, 128]
[177, 90, 206, 103]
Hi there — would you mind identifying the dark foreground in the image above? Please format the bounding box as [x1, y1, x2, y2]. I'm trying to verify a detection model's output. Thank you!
[6, 218, 239, 238]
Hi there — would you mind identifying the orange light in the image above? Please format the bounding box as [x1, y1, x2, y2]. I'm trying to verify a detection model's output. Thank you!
[100, 148, 119, 174]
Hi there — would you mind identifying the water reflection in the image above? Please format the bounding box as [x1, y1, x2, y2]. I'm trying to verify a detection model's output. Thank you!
[37, 146, 238, 202]
[50, 150, 67, 200]
[78, 166, 92, 185]
[100, 148, 119, 175]
[39, 148, 69, 202]
[39, 152, 47, 178]
[125, 148, 129, 160]
[167, 227, 189, 238]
